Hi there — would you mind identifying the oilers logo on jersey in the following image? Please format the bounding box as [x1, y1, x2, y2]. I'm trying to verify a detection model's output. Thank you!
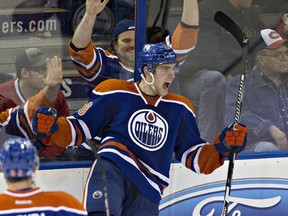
[128, 109, 168, 151]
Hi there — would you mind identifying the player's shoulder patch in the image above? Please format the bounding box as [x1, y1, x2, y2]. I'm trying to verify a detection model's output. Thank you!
[78, 101, 93, 116]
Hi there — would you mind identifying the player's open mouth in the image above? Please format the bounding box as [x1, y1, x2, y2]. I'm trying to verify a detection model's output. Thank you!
[163, 82, 170, 90]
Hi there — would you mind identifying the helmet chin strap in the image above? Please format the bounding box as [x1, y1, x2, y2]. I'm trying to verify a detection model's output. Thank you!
[140, 73, 156, 92]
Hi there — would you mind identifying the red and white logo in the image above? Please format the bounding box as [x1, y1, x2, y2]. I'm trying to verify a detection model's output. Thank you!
[269, 31, 280, 39]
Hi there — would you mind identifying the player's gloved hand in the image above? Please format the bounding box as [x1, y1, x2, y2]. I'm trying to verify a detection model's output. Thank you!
[214, 122, 247, 156]
[32, 106, 58, 140]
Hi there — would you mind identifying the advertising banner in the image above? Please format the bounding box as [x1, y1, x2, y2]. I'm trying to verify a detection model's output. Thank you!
[160, 156, 288, 216]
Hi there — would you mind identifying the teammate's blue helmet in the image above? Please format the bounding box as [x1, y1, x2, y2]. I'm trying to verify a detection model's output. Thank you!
[137, 43, 177, 74]
[0, 138, 39, 178]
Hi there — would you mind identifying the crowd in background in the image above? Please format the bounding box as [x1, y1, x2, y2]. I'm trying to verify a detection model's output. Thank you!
[0, 0, 287, 215]
[0, 0, 287, 161]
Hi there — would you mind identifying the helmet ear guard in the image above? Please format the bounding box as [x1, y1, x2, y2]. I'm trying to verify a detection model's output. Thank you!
[0, 138, 39, 179]
[140, 72, 155, 85]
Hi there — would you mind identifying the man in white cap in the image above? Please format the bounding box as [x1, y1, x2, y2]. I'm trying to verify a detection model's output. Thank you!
[225, 29, 288, 152]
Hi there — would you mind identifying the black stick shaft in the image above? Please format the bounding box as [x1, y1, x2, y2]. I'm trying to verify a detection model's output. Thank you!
[214, 11, 249, 216]
[222, 42, 248, 216]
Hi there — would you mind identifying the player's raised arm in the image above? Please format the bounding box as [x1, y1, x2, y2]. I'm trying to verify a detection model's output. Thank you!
[182, 0, 199, 26]
[169, 0, 199, 58]
[72, 0, 109, 48]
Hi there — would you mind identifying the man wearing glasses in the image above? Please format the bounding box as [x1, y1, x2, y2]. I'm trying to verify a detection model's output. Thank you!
[0, 48, 70, 159]
[225, 29, 288, 152]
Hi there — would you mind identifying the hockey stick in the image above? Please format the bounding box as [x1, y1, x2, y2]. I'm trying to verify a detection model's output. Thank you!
[214, 11, 249, 216]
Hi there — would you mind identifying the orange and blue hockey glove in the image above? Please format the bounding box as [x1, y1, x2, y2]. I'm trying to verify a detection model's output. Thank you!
[32, 106, 58, 140]
[214, 122, 247, 156]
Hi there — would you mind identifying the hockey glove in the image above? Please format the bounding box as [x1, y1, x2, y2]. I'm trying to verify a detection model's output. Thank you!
[32, 106, 58, 140]
[214, 122, 247, 156]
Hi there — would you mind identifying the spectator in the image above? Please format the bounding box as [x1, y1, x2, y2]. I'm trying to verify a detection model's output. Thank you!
[0, 56, 63, 147]
[225, 29, 288, 152]
[30, 42, 247, 216]
[0, 137, 87, 215]
[178, 0, 265, 143]
[0, 48, 69, 160]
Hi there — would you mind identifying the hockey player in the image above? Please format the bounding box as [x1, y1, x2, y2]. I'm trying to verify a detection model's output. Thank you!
[30, 43, 247, 216]
[0, 137, 87, 215]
